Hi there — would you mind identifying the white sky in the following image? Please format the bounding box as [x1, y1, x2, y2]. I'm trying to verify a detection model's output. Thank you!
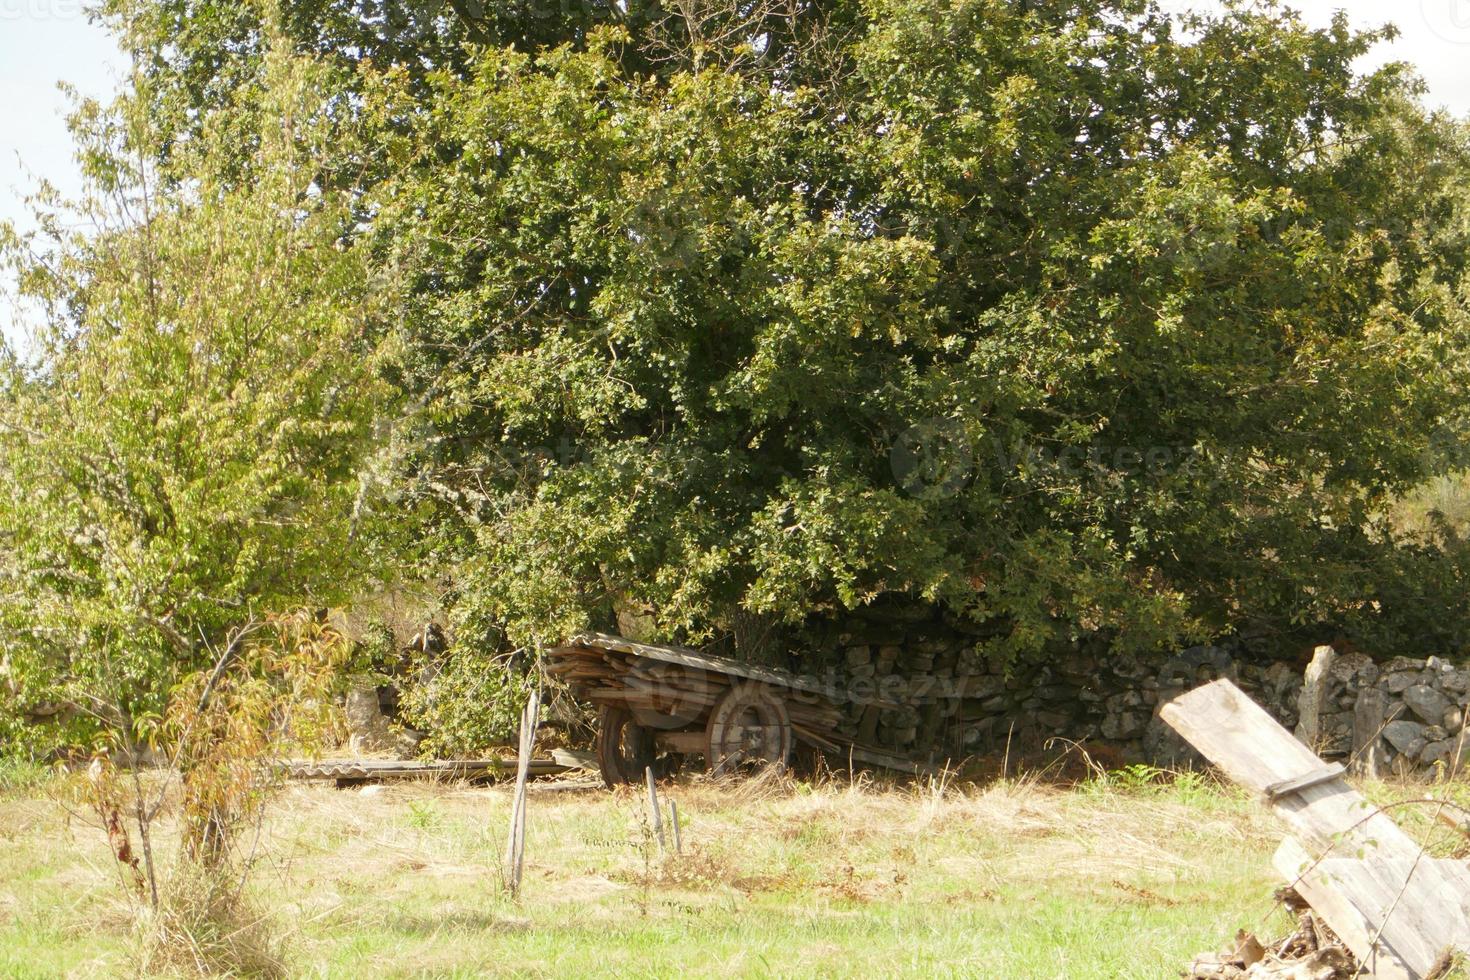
[1, 1, 1469, 278]
[1, 1, 123, 234]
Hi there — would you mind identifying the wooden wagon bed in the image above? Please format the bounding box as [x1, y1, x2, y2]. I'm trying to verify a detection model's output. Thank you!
[548, 633, 923, 787]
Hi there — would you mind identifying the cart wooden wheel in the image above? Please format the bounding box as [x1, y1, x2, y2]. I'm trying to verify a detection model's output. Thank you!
[705, 686, 792, 776]
[595, 705, 683, 788]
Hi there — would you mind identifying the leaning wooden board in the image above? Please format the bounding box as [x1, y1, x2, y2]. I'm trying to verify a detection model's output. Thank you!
[1274, 836, 1414, 980]
[1162, 679, 1470, 978]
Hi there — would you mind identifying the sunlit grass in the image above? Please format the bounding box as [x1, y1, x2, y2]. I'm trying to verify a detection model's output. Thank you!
[0, 768, 1266, 977]
[4, 767, 1462, 977]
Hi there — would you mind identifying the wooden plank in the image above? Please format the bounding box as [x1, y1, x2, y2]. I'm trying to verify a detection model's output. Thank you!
[1265, 763, 1346, 800]
[845, 744, 926, 775]
[792, 723, 842, 752]
[1162, 680, 1470, 978]
[550, 748, 597, 771]
[552, 633, 903, 706]
[285, 758, 568, 780]
[1274, 836, 1415, 980]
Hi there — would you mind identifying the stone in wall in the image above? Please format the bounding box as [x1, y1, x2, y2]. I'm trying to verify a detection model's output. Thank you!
[344, 682, 395, 754]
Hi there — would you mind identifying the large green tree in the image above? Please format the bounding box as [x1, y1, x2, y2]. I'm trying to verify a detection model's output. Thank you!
[368, 1, 1470, 664]
[33, 0, 1470, 694]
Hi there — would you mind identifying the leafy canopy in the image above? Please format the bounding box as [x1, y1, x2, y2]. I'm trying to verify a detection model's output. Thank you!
[371, 1, 1470, 662]
[6, 0, 1470, 742]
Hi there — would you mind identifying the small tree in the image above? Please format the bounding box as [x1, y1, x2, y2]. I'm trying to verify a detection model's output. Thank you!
[0, 18, 395, 954]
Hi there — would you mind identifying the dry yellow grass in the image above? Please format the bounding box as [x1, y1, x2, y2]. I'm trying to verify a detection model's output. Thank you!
[0, 766, 1308, 978]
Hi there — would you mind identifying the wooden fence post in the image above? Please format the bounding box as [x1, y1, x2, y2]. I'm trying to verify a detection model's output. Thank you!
[645, 766, 665, 853]
[504, 690, 541, 898]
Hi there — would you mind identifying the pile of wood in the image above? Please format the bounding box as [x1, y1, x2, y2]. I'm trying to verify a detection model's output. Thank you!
[548, 634, 913, 766]
[1164, 680, 1469, 980]
[1187, 911, 1355, 979]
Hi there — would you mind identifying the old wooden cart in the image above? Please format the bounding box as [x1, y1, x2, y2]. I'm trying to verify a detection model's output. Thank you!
[548, 633, 921, 787]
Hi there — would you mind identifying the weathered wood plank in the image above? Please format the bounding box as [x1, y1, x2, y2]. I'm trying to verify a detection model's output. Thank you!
[1265, 763, 1346, 800]
[1274, 836, 1414, 980]
[844, 744, 926, 775]
[792, 723, 842, 752]
[285, 758, 568, 780]
[550, 748, 597, 771]
[1162, 680, 1470, 978]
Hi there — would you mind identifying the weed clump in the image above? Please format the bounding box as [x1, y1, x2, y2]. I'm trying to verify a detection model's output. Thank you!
[137, 861, 285, 979]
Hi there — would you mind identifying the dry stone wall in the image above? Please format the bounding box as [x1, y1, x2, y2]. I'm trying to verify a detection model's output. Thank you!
[1337, 654, 1470, 772]
[794, 609, 1463, 773]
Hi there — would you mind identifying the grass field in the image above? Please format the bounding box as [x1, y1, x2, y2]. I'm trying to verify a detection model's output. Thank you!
[0, 763, 1283, 979]
[0, 763, 1463, 978]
